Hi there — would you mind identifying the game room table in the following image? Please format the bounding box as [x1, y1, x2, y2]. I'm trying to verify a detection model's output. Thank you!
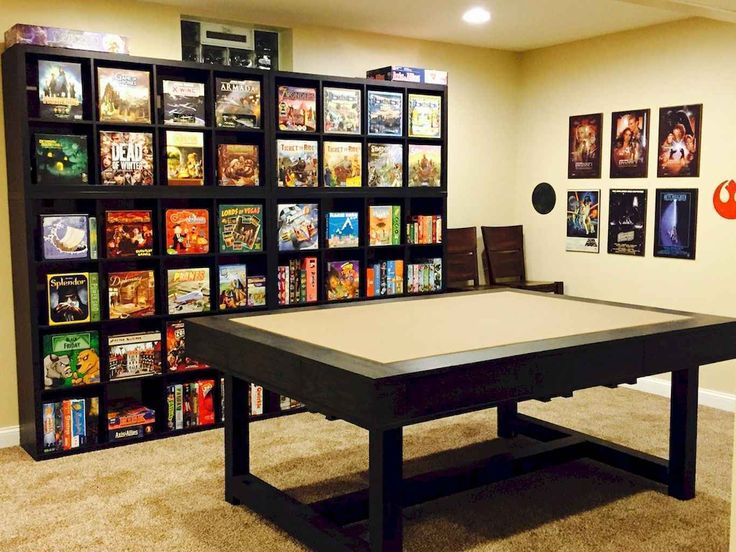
[186, 289, 736, 552]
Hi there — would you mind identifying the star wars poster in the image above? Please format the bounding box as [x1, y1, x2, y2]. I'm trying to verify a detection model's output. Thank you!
[657, 105, 702, 178]
[654, 189, 698, 259]
[566, 190, 600, 253]
[610, 110, 650, 178]
[607, 189, 647, 256]
[568, 114, 602, 179]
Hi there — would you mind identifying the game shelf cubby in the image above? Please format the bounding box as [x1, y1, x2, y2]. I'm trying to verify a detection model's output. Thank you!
[2, 44, 447, 460]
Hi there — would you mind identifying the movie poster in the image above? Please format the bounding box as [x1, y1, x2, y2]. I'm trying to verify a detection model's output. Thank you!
[566, 189, 600, 253]
[610, 110, 649, 178]
[607, 189, 647, 256]
[568, 114, 602, 179]
[653, 189, 698, 259]
[657, 105, 702, 178]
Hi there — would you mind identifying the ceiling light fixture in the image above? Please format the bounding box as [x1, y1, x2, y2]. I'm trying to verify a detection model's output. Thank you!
[462, 7, 491, 24]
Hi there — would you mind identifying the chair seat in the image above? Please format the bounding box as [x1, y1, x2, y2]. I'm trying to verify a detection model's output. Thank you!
[499, 280, 563, 294]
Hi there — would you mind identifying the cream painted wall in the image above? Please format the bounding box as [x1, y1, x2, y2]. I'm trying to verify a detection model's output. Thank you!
[0, 0, 520, 428]
[516, 18, 736, 395]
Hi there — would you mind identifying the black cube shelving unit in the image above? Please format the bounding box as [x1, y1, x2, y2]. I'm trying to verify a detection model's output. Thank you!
[2, 44, 447, 460]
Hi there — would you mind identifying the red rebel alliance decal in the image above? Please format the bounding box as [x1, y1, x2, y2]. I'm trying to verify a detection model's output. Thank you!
[713, 180, 736, 219]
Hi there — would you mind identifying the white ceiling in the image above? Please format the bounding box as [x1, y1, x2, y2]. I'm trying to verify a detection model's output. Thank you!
[154, 0, 734, 51]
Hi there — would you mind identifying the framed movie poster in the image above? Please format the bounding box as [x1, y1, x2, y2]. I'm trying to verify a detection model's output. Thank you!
[566, 189, 600, 253]
[608, 189, 647, 256]
[657, 105, 702, 178]
[568, 113, 602, 179]
[610, 110, 649, 178]
[653, 189, 698, 260]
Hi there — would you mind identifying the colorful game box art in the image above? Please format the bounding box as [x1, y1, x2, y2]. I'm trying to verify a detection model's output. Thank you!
[367, 90, 402, 136]
[323, 87, 361, 134]
[277, 85, 317, 132]
[162, 80, 205, 126]
[408, 94, 441, 138]
[654, 189, 698, 259]
[165, 209, 210, 255]
[105, 210, 153, 257]
[108, 332, 162, 380]
[167, 268, 210, 314]
[247, 275, 266, 306]
[408, 144, 441, 187]
[369, 205, 401, 246]
[218, 144, 260, 186]
[367, 143, 402, 187]
[326, 260, 360, 301]
[326, 212, 359, 248]
[47, 272, 99, 326]
[323, 142, 361, 187]
[277, 140, 318, 187]
[608, 189, 647, 257]
[218, 264, 248, 310]
[566, 190, 600, 253]
[41, 214, 90, 260]
[35, 134, 88, 185]
[166, 131, 204, 186]
[568, 113, 602, 179]
[42, 396, 99, 452]
[99, 131, 154, 185]
[657, 105, 702, 178]
[277, 203, 319, 251]
[610, 110, 650, 179]
[107, 270, 156, 319]
[218, 204, 263, 252]
[215, 78, 261, 129]
[165, 320, 209, 372]
[42, 331, 100, 389]
[97, 67, 151, 123]
[38, 60, 83, 120]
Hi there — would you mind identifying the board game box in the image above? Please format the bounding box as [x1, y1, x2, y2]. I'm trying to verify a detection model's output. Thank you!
[35, 134, 88, 185]
[166, 131, 204, 186]
[323, 141, 361, 187]
[218, 204, 263, 252]
[165, 320, 210, 372]
[218, 264, 248, 310]
[41, 214, 90, 260]
[37, 60, 83, 120]
[277, 139, 318, 187]
[165, 209, 209, 255]
[107, 332, 162, 380]
[47, 272, 99, 326]
[326, 212, 359, 248]
[99, 131, 154, 185]
[7, 24, 129, 53]
[217, 144, 260, 186]
[277, 204, 318, 251]
[162, 80, 205, 126]
[326, 260, 360, 301]
[105, 210, 153, 257]
[97, 67, 151, 123]
[323, 87, 361, 134]
[408, 94, 441, 138]
[107, 270, 155, 319]
[42, 331, 100, 389]
[369, 205, 401, 246]
[167, 267, 210, 314]
[215, 78, 261, 129]
[367, 143, 402, 187]
[408, 144, 441, 187]
[367, 90, 402, 136]
[277, 85, 317, 131]
[247, 275, 266, 306]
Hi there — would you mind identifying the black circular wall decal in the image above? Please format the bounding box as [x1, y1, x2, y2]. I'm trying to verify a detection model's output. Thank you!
[532, 183, 556, 215]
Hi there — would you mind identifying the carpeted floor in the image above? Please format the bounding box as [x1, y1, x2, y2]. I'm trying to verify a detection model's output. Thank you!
[0, 387, 732, 551]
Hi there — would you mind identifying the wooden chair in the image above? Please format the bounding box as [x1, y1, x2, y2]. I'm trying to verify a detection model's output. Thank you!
[481, 225, 563, 294]
[446, 227, 485, 291]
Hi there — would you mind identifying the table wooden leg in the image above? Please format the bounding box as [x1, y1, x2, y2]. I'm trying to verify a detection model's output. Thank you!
[369, 428, 403, 552]
[497, 401, 518, 438]
[668, 366, 699, 500]
[224, 375, 250, 505]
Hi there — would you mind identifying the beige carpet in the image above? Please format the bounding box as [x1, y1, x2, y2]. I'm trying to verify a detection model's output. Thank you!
[0, 387, 732, 551]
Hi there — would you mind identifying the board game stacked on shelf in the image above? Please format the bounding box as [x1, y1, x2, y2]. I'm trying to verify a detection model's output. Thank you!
[407, 215, 443, 244]
[166, 379, 216, 430]
[107, 398, 155, 442]
[407, 259, 443, 294]
[2, 43, 446, 459]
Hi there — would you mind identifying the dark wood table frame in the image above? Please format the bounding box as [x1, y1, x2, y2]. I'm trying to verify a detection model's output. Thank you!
[187, 290, 736, 552]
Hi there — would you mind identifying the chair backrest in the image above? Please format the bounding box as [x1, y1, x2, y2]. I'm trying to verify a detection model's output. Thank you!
[480, 225, 526, 285]
[446, 227, 479, 289]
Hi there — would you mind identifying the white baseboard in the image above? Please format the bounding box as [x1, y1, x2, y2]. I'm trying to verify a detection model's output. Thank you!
[625, 376, 736, 413]
[0, 425, 19, 448]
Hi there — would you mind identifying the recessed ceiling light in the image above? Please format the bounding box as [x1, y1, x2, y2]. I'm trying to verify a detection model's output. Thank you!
[462, 7, 491, 24]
